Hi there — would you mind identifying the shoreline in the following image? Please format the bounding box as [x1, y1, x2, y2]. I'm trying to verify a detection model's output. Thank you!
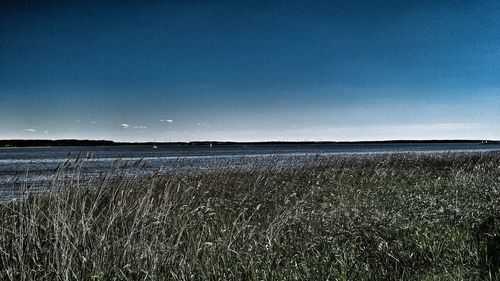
[1, 139, 499, 148]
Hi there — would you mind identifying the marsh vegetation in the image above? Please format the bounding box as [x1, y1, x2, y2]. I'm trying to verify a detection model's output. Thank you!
[0, 153, 499, 280]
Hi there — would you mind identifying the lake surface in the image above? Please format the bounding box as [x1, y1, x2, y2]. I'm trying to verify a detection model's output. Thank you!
[1, 143, 500, 200]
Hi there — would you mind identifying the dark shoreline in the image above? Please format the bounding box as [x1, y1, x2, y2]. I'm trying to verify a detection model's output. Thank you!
[0, 139, 499, 148]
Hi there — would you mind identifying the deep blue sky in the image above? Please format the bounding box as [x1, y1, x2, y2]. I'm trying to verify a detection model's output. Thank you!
[1, 0, 500, 141]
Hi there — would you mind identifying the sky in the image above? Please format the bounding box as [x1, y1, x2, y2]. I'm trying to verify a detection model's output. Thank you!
[1, 0, 500, 142]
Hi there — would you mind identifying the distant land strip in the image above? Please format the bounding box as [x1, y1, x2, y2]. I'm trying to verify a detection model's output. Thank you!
[0, 139, 499, 147]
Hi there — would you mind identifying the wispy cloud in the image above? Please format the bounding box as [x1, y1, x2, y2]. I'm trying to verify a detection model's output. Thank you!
[160, 119, 174, 123]
[90, 121, 98, 125]
[22, 128, 37, 132]
[428, 122, 485, 130]
[121, 123, 147, 129]
[196, 122, 211, 127]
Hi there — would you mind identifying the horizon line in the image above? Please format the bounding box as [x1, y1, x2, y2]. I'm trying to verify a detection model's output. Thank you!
[1, 138, 498, 145]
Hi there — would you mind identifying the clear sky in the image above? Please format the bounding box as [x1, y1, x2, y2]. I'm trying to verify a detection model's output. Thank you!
[1, 0, 500, 142]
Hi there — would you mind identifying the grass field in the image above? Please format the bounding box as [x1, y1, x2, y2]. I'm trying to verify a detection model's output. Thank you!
[0, 153, 499, 280]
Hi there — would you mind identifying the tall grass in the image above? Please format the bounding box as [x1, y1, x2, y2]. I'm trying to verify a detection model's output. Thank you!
[0, 153, 499, 280]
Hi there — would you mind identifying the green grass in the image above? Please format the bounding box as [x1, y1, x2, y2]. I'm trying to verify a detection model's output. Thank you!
[0, 153, 499, 280]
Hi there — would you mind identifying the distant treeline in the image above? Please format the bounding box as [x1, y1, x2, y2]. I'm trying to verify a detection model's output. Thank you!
[0, 139, 115, 147]
[1, 139, 498, 148]
[178, 140, 499, 146]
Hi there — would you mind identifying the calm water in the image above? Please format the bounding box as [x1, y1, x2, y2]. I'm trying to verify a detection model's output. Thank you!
[1, 143, 500, 200]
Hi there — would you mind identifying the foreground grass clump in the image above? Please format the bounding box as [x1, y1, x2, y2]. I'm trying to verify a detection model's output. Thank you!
[0, 153, 499, 280]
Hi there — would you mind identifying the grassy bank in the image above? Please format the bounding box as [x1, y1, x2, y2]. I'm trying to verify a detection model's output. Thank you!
[0, 153, 499, 280]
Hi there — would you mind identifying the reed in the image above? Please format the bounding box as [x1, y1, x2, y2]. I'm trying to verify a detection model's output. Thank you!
[0, 153, 499, 280]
